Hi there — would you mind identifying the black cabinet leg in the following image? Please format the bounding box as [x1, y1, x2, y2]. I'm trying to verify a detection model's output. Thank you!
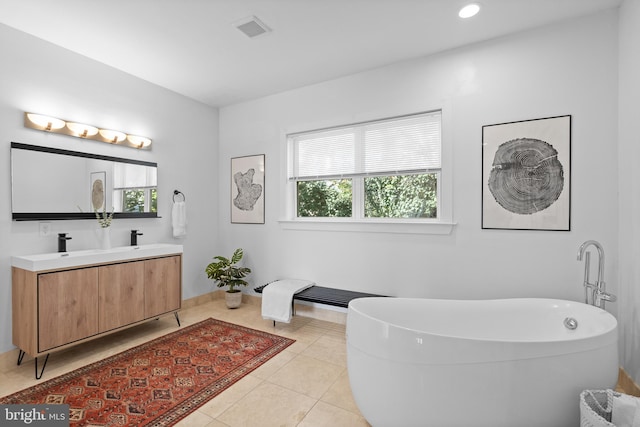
[17, 349, 26, 365]
[174, 312, 181, 327]
[35, 354, 50, 380]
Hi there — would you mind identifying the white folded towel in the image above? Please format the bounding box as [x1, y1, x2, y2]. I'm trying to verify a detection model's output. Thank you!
[172, 201, 187, 238]
[612, 392, 640, 427]
[261, 279, 315, 323]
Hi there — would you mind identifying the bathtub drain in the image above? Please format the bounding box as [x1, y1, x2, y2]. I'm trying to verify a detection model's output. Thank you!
[564, 317, 578, 330]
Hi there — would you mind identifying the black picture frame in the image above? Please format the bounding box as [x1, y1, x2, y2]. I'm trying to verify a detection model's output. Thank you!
[482, 115, 571, 231]
[231, 154, 265, 224]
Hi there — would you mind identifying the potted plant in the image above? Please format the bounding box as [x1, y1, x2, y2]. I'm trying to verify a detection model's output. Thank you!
[205, 248, 251, 309]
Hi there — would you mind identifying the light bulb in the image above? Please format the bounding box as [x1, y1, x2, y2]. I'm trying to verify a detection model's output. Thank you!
[26, 113, 65, 131]
[99, 129, 127, 143]
[67, 122, 99, 138]
[127, 135, 152, 148]
[459, 3, 480, 19]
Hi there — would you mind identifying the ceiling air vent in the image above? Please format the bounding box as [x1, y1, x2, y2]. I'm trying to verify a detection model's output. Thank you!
[235, 16, 271, 38]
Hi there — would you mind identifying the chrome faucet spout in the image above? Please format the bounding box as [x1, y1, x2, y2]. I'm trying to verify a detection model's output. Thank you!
[577, 240, 604, 282]
[577, 240, 615, 309]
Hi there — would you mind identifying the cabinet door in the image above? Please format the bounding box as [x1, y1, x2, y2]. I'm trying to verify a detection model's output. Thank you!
[99, 262, 145, 332]
[38, 268, 99, 352]
[144, 256, 181, 318]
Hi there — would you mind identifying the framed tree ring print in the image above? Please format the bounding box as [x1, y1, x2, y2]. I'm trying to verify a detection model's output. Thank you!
[482, 115, 571, 231]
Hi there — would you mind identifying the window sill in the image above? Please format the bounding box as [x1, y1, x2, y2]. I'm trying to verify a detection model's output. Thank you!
[278, 219, 456, 235]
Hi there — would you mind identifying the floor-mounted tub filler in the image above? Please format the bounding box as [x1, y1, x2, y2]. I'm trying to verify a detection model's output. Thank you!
[346, 297, 618, 427]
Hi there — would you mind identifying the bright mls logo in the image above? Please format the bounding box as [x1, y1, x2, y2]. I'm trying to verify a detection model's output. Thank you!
[1, 405, 68, 426]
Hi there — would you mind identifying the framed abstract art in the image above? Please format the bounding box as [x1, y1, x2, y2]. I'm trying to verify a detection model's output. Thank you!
[231, 154, 265, 224]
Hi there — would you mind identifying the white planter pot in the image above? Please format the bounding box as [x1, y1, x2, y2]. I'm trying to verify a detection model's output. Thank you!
[225, 291, 242, 309]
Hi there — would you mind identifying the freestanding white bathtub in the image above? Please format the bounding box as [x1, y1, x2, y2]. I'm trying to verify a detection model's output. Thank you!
[347, 298, 618, 427]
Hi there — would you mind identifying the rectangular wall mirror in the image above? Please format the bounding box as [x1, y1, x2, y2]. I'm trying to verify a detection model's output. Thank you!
[11, 142, 159, 220]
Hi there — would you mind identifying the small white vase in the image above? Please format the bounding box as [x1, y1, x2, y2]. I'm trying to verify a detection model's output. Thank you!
[98, 227, 111, 250]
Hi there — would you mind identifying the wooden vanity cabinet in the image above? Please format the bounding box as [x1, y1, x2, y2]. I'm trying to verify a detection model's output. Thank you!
[38, 268, 100, 351]
[144, 256, 181, 318]
[98, 261, 145, 332]
[12, 254, 182, 358]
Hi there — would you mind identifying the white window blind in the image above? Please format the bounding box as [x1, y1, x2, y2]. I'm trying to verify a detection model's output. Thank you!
[113, 163, 157, 189]
[289, 111, 441, 180]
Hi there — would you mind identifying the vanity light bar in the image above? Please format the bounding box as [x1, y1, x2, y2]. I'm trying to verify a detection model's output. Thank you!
[24, 112, 152, 150]
[99, 129, 127, 143]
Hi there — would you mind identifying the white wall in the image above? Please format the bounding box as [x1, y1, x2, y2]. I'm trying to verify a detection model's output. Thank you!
[0, 24, 220, 353]
[219, 10, 620, 323]
[618, 0, 640, 384]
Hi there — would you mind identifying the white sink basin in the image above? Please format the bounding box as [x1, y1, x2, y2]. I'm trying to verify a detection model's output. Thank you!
[12, 243, 183, 271]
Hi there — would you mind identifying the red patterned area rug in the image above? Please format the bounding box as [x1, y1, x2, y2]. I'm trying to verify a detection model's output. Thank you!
[0, 318, 294, 426]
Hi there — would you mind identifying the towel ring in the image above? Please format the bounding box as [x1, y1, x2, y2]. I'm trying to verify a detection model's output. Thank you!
[173, 190, 185, 202]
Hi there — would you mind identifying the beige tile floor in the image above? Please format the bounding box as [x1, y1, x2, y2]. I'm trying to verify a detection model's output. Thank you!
[0, 299, 370, 427]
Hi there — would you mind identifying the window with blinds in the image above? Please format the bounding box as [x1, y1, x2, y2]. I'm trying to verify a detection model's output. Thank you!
[112, 163, 158, 213]
[288, 111, 442, 220]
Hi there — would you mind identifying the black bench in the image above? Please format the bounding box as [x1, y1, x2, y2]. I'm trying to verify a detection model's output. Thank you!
[254, 283, 386, 324]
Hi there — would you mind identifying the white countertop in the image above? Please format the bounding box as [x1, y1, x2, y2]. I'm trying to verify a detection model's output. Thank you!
[12, 243, 183, 272]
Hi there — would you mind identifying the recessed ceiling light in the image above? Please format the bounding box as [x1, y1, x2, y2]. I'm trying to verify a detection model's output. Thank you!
[459, 3, 481, 19]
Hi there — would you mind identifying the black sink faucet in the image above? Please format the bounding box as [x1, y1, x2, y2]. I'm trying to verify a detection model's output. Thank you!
[130, 230, 143, 246]
[58, 233, 72, 252]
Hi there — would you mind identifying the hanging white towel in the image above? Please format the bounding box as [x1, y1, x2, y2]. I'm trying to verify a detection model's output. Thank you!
[172, 201, 187, 238]
[612, 392, 640, 427]
[261, 279, 315, 323]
